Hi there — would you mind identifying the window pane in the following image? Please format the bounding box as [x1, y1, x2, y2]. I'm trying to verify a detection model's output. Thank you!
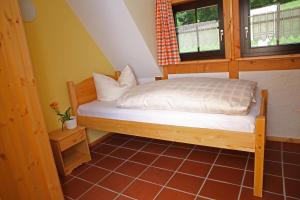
[176, 9, 196, 26]
[197, 5, 220, 51]
[176, 9, 198, 53]
[279, 2, 300, 45]
[249, 0, 300, 48]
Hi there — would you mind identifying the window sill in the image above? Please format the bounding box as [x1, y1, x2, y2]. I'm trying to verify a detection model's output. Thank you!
[236, 54, 300, 61]
[177, 58, 230, 65]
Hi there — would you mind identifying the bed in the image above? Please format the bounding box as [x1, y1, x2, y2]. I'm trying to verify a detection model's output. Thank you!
[67, 71, 267, 197]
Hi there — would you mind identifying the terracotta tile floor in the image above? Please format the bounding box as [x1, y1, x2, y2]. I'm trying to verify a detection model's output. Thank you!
[62, 134, 300, 200]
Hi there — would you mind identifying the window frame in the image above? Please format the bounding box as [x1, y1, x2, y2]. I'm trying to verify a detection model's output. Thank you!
[240, 0, 300, 57]
[172, 0, 225, 61]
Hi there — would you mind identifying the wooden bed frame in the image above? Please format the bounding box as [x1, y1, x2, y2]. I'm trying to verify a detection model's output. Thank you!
[67, 71, 267, 197]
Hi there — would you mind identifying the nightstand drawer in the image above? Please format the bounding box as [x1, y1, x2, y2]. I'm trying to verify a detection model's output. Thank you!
[59, 130, 85, 151]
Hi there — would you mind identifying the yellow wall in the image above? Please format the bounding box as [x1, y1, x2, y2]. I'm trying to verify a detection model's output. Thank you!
[24, 0, 114, 132]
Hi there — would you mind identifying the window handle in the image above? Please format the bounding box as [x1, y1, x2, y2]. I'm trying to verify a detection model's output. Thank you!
[220, 29, 224, 42]
[245, 27, 249, 39]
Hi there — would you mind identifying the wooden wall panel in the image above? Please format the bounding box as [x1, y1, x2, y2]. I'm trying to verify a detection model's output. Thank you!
[238, 55, 300, 71]
[0, 0, 63, 199]
[165, 59, 229, 78]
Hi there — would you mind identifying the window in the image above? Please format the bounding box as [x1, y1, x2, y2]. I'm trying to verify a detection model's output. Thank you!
[173, 0, 225, 61]
[240, 0, 300, 57]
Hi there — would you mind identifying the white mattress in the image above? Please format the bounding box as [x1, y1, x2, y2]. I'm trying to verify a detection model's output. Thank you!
[78, 91, 261, 133]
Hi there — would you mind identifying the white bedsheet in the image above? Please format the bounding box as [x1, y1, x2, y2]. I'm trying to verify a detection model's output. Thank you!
[77, 91, 261, 133]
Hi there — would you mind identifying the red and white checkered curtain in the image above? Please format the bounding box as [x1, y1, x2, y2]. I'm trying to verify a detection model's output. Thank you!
[156, 0, 180, 66]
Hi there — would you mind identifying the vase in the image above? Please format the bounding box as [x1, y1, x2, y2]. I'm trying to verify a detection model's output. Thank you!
[65, 117, 77, 130]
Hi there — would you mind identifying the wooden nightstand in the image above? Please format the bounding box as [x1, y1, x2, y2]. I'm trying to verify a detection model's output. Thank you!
[49, 126, 91, 176]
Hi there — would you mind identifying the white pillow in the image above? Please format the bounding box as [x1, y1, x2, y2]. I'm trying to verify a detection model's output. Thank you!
[119, 65, 137, 87]
[93, 65, 137, 101]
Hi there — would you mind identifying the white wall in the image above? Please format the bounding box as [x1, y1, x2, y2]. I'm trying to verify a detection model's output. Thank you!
[67, 0, 161, 79]
[124, 0, 157, 61]
[240, 70, 300, 138]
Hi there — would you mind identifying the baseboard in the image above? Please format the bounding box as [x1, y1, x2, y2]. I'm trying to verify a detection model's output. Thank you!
[88, 133, 113, 148]
[267, 136, 300, 144]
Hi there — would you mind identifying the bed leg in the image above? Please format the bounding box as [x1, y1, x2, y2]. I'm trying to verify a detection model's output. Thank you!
[254, 116, 266, 197]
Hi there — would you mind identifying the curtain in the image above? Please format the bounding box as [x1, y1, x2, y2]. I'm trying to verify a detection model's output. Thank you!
[156, 0, 180, 66]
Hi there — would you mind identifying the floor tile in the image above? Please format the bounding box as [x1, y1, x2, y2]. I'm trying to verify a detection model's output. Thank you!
[155, 188, 195, 200]
[152, 156, 182, 170]
[284, 164, 300, 180]
[283, 152, 300, 165]
[199, 179, 240, 200]
[215, 154, 247, 169]
[62, 178, 93, 199]
[243, 171, 283, 194]
[151, 139, 171, 146]
[98, 172, 134, 193]
[243, 171, 254, 187]
[88, 152, 105, 164]
[139, 166, 173, 185]
[141, 143, 167, 154]
[104, 137, 128, 146]
[178, 160, 211, 177]
[195, 197, 213, 200]
[95, 156, 124, 170]
[208, 165, 244, 185]
[79, 185, 117, 200]
[115, 195, 134, 200]
[171, 142, 195, 149]
[266, 141, 282, 151]
[163, 146, 191, 158]
[129, 152, 157, 165]
[61, 138, 300, 200]
[93, 144, 116, 155]
[124, 179, 161, 200]
[286, 197, 300, 200]
[195, 145, 220, 153]
[221, 149, 249, 157]
[167, 173, 204, 194]
[283, 142, 300, 153]
[71, 164, 90, 176]
[122, 140, 146, 150]
[111, 133, 132, 140]
[240, 187, 284, 200]
[78, 166, 110, 183]
[265, 149, 282, 162]
[64, 196, 72, 200]
[110, 147, 136, 159]
[59, 175, 73, 185]
[133, 136, 152, 142]
[188, 150, 217, 164]
[115, 161, 146, 177]
[285, 178, 300, 199]
[247, 159, 282, 176]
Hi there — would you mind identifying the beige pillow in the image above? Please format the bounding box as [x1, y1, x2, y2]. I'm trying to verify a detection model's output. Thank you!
[93, 65, 137, 101]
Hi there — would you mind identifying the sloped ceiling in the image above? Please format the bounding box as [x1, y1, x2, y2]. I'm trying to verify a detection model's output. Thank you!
[67, 0, 161, 80]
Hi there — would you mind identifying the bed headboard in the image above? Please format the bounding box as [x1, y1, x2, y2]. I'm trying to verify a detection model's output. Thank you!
[67, 71, 120, 115]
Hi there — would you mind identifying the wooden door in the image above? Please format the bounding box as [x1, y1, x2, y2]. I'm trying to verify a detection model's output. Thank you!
[0, 0, 64, 199]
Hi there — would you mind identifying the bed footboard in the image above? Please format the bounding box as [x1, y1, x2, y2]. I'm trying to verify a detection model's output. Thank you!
[254, 89, 268, 197]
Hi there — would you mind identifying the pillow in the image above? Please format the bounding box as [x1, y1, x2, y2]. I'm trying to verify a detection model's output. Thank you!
[93, 65, 137, 101]
[119, 65, 137, 87]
